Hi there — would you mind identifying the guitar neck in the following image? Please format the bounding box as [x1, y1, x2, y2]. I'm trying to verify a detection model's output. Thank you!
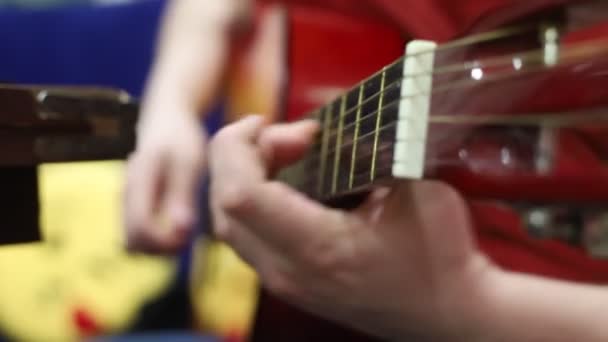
[279, 29, 608, 204]
[278, 40, 436, 202]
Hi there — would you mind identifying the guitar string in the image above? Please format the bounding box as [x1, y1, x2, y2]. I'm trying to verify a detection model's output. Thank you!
[314, 79, 555, 157]
[312, 41, 608, 155]
[280, 35, 607, 192]
[317, 120, 399, 159]
[298, 105, 608, 195]
[318, 46, 538, 129]
[320, 58, 532, 143]
[318, 39, 608, 133]
[322, 22, 542, 120]
[325, 105, 608, 158]
[298, 105, 608, 184]
[294, 159, 395, 194]
[310, 105, 608, 193]
[299, 138, 396, 176]
[319, 101, 608, 161]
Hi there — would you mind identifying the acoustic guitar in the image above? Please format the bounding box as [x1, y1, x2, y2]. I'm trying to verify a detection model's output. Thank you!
[223, 1, 608, 340]
[3, 0, 607, 340]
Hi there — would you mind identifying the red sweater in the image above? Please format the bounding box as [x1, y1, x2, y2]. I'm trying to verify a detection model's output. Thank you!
[259, 0, 571, 40]
[255, 0, 608, 283]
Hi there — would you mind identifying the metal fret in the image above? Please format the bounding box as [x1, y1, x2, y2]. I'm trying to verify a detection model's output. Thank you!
[317, 105, 332, 197]
[331, 95, 346, 194]
[349, 84, 365, 189]
[370, 67, 386, 181]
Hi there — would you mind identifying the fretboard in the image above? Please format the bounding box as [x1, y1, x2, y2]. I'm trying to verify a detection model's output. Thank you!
[278, 40, 438, 201]
[277, 29, 608, 203]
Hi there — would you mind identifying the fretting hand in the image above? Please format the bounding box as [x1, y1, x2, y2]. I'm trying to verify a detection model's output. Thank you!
[209, 116, 494, 339]
[210, 116, 608, 341]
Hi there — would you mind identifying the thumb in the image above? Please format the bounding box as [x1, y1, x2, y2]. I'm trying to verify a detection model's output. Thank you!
[258, 119, 319, 172]
[387, 181, 476, 260]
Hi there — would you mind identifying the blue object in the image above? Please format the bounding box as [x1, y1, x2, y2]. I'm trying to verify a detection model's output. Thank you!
[92, 332, 219, 342]
[0, 0, 163, 97]
[0, 0, 226, 332]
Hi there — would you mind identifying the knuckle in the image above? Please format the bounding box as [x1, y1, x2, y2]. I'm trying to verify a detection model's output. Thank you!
[124, 224, 148, 251]
[263, 271, 299, 301]
[425, 181, 464, 205]
[265, 180, 288, 194]
[126, 150, 146, 169]
[176, 150, 204, 170]
[306, 244, 342, 274]
[263, 181, 293, 201]
[180, 135, 205, 154]
[217, 183, 253, 214]
[440, 183, 463, 202]
[209, 135, 231, 163]
[125, 212, 158, 237]
[211, 126, 234, 147]
[124, 229, 139, 249]
[213, 220, 233, 242]
[301, 230, 351, 275]
[135, 134, 165, 153]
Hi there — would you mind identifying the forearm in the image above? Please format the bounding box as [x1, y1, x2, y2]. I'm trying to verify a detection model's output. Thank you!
[142, 0, 251, 115]
[472, 269, 608, 341]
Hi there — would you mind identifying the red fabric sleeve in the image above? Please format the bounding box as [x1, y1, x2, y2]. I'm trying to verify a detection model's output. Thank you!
[257, 0, 575, 41]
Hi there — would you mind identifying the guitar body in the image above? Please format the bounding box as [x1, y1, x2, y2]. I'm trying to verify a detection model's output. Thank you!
[226, 1, 608, 340]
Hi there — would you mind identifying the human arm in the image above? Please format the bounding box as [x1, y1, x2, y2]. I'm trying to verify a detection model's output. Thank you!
[124, 0, 251, 254]
[142, 0, 250, 114]
[471, 270, 608, 341]
[207, 116, 608, 341]
[123, 0, 390, 254]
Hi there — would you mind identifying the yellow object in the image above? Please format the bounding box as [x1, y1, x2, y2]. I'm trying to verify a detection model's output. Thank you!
[0, 162, 173, 341]
[190, 238, 258, 338]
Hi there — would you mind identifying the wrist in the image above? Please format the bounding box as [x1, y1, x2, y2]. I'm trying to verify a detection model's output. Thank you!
[140, 93, 195, 118]
[440, 257, 504, 342]
[136, 93, 202, 139]
[141, 68, 198, 110]
[456, 265, 506, 342]
[389, 256, 501, 341]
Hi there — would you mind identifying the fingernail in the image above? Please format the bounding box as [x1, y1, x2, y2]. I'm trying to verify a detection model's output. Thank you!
[300, 119, 321, 131]
[174, 225, 192, 239]
[172, 206, 194, 227]
[243, 114, 264, 125]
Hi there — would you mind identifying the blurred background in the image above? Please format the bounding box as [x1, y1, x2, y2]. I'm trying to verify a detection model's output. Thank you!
[0, 0, 256, 340]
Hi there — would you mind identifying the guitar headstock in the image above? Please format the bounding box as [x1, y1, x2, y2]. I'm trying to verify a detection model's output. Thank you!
[279, 4, 608, 256]
[414, 10, 608, 199]
[410, 6, 608, 255]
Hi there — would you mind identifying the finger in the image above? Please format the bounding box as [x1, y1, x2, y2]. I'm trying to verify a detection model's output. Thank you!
[209, 114, 269, 241]
[209, 114, 266, 239]
[209, 115, 267, 186]
[126, 225, 186, 255]
[124, 152, 184, 254]
[163, 140, 205, 241]
[258, 119, 319, 172]
[226, 180, 349, 261]
[209, 173, 291, 284]
[124, 152, 161, 245]
[383, 181, 475, 260]
[210, 117, 341, 262]
[217, 216, 302, 302]
[211, 211, 282, 278]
